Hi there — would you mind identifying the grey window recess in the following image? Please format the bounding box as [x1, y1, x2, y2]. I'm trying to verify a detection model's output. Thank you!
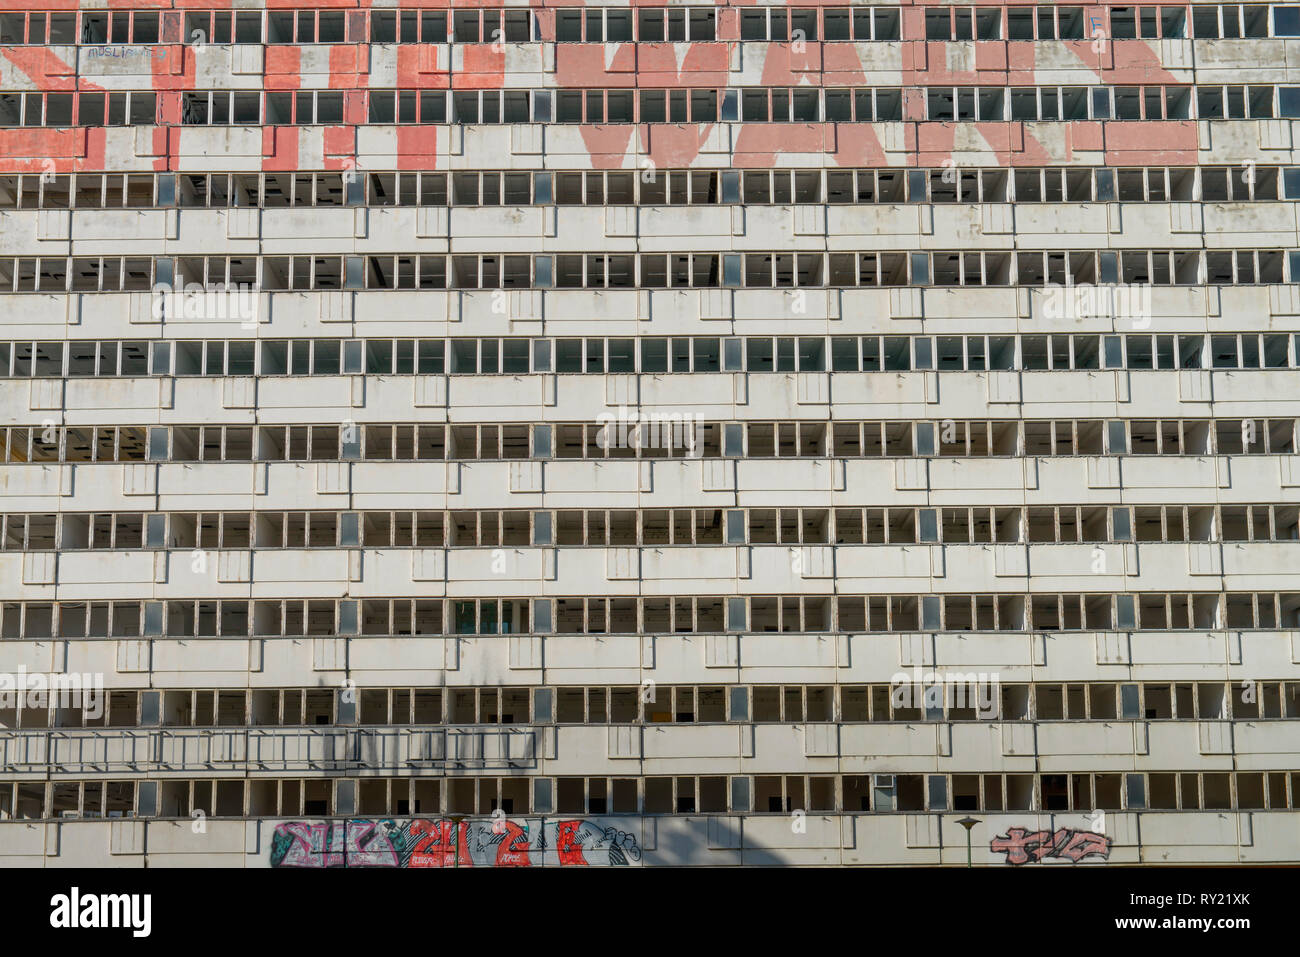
[147, 427, 169, 462]
[910, 252, 930, 285]
[533, 171, 552, 205]
[339, 512, 360, 546]
[729, 686, 749, 722]
[872, 774, 896, 812]
[927, 774, 948, 810]
[725, 510, 746, 544]
[334, 780, 356, 816]
[137, 781, 159, 816]
[918, 509, 939, 543]
[921, 595, 942, 630]
[1120, 684, 1141, 718]
[532, 424, 552, 458]
[915, 422, 936, 456]
[721, 89, 739, 122]
[342, 340, 363, 374]
[338, 600, 359, 635]
[532, 512, 553, 546]
[730, 776, 752, 811]
[1112, 507, 1132, 541]
[1126, 773, 1146, 809]
[145, 514, 166, 548]
[533, 778, 553, 813]
[532, 598, 553, 633]
[723, 423, 744, 457]
[139, 692, 161, 727]
[533, 687, 553, 723]
[1106, 420, 1128, 454]
[726, 597, 747, 632]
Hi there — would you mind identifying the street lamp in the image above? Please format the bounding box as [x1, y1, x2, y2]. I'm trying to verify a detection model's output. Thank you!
[957, 817, 980, 868]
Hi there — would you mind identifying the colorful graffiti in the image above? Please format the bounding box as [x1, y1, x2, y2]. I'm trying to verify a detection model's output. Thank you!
[270, 818, 642, 868]
[990, 826, 1112, 865]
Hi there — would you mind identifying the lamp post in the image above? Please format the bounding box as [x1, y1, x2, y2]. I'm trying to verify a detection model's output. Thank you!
[957, 817, 980, 868]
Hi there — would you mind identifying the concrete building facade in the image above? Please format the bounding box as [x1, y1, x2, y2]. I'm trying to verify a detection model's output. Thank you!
[0, 0, 1298, 867]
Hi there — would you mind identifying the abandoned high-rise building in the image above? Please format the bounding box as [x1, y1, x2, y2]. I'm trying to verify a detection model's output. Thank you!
[0, 2, 1298, 868]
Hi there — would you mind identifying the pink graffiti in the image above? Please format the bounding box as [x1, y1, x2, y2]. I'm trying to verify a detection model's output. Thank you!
[271, 820, 400, 868]
[991, 826, 1112, 865]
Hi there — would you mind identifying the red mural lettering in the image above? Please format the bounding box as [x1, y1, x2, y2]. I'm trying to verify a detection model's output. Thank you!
[407, 819, 472, 868]
[555, 820, 589, 867]
[493, 821, 533, 868]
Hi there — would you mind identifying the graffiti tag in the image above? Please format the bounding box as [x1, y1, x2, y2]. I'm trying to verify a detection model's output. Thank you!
[270, 818, 642, 868]
[990, 827, 1111, 865]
